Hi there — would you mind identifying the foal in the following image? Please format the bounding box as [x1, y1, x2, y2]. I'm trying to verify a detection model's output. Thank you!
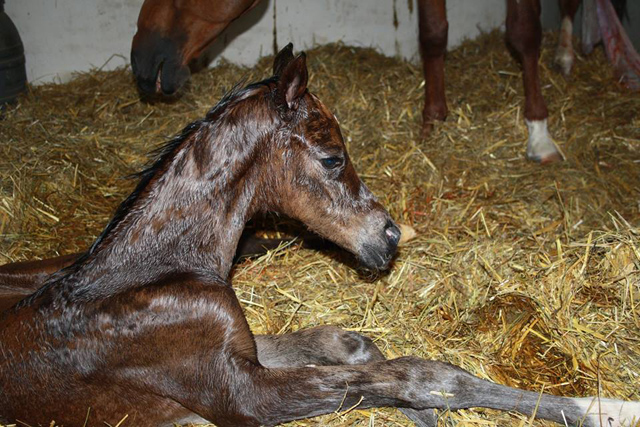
[1, 45, 638, 427]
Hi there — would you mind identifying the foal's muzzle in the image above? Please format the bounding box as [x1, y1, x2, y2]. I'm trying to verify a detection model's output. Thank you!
[359, 219, 401, 271]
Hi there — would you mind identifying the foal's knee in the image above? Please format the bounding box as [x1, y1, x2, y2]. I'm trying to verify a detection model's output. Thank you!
[310, 326, 383, 365]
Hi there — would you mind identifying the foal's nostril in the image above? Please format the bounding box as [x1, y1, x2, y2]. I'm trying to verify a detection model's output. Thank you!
[384, 220, 401, 246]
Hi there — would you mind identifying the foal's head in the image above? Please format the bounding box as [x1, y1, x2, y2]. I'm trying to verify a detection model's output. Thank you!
[98, 45, 400, 275]
[262, 45, 401, 270]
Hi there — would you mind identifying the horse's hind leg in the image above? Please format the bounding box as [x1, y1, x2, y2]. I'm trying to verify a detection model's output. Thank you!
[0, 252, 81, 286]
[255, 326, 437, 426]
[506, 0, 563, 163]
[555, 0, 581, 75]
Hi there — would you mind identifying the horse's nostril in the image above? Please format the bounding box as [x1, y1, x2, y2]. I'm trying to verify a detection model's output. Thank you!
[384, 220, 401, 246]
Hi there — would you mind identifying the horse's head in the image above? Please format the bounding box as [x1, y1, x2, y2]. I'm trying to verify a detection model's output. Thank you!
[131, 0, 190, 95]
[264, 45, 401, 270]
[130, 0, 259, 95]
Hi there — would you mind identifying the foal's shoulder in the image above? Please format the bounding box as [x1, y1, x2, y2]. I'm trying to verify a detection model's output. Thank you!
[92, 269, 255, 359]
[105, 269, 232, 310]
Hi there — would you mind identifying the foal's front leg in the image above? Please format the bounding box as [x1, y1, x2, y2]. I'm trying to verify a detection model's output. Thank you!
[213, 355, 637, 427]
[255, 326, 382, 368]
[254, 328, 638, 426]
[170, 284, 636, 427]
[255, 326, 437, 426]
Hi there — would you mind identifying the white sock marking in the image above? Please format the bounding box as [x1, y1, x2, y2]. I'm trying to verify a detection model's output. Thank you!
[525, 119, 563, 162]
[556, 16, 575, 76]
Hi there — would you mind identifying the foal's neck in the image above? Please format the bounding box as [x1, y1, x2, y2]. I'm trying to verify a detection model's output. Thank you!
[78, 98, 278, 290]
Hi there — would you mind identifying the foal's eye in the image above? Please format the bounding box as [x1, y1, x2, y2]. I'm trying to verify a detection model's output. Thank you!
[320, 157, 343, 170]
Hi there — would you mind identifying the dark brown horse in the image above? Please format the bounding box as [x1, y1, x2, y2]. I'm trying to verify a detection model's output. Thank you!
[130, 0, 628, 164]
[2, 45, 638, 427]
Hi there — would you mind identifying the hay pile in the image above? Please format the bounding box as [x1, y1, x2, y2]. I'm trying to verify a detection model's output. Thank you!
[1, 30, 639, 426]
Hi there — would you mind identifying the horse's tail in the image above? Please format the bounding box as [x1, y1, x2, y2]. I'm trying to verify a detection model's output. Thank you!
[610, 0, 629, 22]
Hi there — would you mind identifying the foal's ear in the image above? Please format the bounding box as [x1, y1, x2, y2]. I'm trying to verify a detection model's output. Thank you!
[273, 42, 295, 76]
[276, 52, 308, 111]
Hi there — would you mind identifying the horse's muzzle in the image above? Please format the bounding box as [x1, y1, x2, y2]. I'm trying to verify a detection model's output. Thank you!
[131, 32, 190, 96]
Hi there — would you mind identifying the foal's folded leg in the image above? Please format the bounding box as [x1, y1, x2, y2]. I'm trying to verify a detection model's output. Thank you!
[242, 331, 638, 427]
[255, 326, 437, 427]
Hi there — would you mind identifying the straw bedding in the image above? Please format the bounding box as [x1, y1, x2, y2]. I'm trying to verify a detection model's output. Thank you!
[0, 30, 638, 426]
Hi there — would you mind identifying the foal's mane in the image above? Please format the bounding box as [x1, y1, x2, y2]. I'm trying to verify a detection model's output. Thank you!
[89, 76, 278, 257]
[19, 76, 279, 306]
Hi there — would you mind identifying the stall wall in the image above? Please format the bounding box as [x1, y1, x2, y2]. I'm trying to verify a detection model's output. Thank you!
[6, 0, 506, 84]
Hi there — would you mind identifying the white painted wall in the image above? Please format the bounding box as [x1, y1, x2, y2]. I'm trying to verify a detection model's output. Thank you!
[5, 0, 506, 84]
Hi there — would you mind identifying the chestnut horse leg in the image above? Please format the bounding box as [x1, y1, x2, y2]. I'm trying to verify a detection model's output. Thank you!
[506, 0, 563, 163]
[555, 0, 582, 75]
[255, 327, 437, 426]
[417, 0, 448, 136]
